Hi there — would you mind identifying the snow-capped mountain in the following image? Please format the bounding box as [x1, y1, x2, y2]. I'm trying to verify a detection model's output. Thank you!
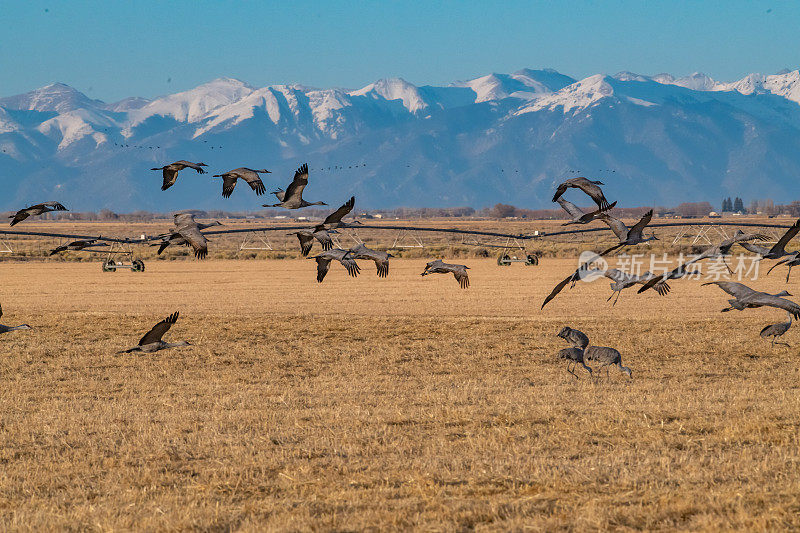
[2, 67, 800, 212]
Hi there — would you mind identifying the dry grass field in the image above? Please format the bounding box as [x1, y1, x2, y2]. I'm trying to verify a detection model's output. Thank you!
[1, 250, 799, 531]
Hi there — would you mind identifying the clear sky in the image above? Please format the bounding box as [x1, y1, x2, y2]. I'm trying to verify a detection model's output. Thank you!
[2, 0, 798, 102]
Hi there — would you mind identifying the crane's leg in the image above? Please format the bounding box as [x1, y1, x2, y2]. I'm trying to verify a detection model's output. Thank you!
[787, 266, 793, 284]
[775, 338, 790, 347]
[582, 361, 593, 377]
[723, 256, 733, 274]
[566, 362, 578, 379]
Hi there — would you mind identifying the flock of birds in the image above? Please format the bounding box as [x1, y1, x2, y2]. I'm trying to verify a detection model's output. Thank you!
[541, 176, 800, 351]
[4, 172, 800, 357]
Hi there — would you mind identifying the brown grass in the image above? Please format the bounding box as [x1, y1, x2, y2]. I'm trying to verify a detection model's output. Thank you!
[1, 252, 799, 529]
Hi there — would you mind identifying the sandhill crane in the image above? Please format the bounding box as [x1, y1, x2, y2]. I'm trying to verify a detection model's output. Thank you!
[287, 226, 336, 256]
[421, 259, 470, 288]
[154, 219, 221, 255]
[585, 346, 632, 378]
[766, 251, 800, 282]
[557, 347, 593, 378]
[541, 213, 655, 309]
[310, 249, 360, 282]
[212, 167, 271, 198]
[557, 326, 589, 349]
[151, 160, 208, 191]
[598, 209, 657, 250]
[703, 281, 800, 318]
[556, 198, 618, 225]
[738, 218, 800, 260]
[349, 243, 392, 277]
[262, 163, 326, 209]
[117, 312, 190, 354]
[49, 238, 102, 256]
[760, 312, 792, 347]
[638, 230, 770, 294]
[0, 304, 32, 334]
[552, 177, 612, 211]
[157, 213, 216, 259]
[582, 268, 670, 304]
[318, 196, 360, 230]
[9, 202, 68, 226]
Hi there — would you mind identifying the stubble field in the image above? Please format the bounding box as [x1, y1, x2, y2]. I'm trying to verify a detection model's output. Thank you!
[1, 244, 799, 529]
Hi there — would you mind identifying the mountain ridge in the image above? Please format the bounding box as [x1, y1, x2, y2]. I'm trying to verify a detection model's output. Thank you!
[1, 67, 800, 211]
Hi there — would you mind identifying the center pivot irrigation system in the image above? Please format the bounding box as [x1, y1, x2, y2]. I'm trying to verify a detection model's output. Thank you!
[0, 220, 795, 272]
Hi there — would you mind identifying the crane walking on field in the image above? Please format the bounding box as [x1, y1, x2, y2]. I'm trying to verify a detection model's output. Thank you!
[760, 312, 793, 347]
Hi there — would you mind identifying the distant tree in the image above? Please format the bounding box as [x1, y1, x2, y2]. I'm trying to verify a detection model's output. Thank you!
[722, 197, 732, 212]
[491, 203, 517, 218]
[675, 202, 714, 217]
[733, 197, 744, 212]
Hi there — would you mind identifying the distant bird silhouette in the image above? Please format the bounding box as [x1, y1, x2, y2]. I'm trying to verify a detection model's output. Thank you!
[310, 249, 360, 282]
[760, 312, 792, 347]
[9, 202, 68, 226]
[349, 243, 392, 277]
[287, 226, 335, 256]
[557, 347, 593, 378]
[556, 198, 618, 225]
[585, 346, 632, 378]
[421, 259, 470, 288]
[263, 163, 326, 209]
[49, 238, 102, 256]
[0, 303, 32, 335]
[703, 281, 800, 318]
[552, 177, 612, 211]
[151, 160, 208, 191]
[213, 167, 270, 198]
[557, 326, 589, 349]
[117, 312, 191, 354]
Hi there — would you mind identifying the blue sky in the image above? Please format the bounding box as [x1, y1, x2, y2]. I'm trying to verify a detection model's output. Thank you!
[1, 0, 798, 101]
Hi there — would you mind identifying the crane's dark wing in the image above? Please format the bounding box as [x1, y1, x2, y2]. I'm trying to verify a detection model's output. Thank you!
[552, 182, 569, 202]
[452, 269, 469, 289]
[315, 256, 333, 282]
[42, 202, 68, 211]
[701, 281, 758, 299]
[770, 218, 800, 254]
[283, 163, 309, 201]
[556, 198, 585, 219]
[339, 254, 361, 278]
[161, 168, 180, 191]
[175, 161, 206, 173]
[598, 214, 628, 241]
[9, 209, 30, 226]
[628, 209, 654, 239]
[578, 201, 617, 223]
[138, 311, 179, 345]
[177, 224, 209, 259]
[222, 176, 238, 198]
[296, 233, 314, 256]
[243, 174, 266, 196]
[313, 229, 334, 251]
[0, 303, 3, 319]
[323, 196, 355, 225]
[581, 182, 611, 211]
[542, 270, 580, 309]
